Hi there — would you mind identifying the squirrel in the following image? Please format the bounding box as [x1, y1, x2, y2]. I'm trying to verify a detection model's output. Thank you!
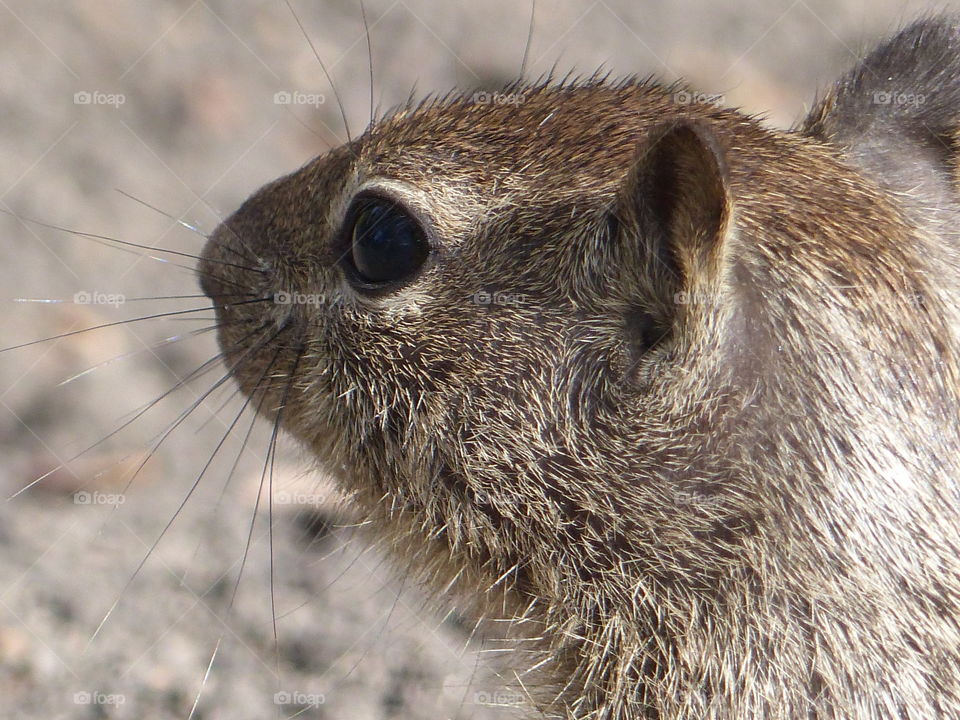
[199, 16, 960, 720]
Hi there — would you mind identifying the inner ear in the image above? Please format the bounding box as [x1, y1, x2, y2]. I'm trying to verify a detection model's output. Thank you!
[614, 120, 732, 357]
[638, 120, 730, 279]
[620, 121, 731, 302]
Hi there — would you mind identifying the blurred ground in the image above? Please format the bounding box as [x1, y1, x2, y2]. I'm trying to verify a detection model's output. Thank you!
[1, 1, 958, 718]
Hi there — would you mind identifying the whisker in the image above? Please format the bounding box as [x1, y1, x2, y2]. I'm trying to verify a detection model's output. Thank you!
[188, 204, 265, 272]
[135, 365, 240, 453]
[285, 704, 316, 719]
[284, 0, 352, 143]
[11, 298, 70, 305]
[115, 319, 271, 432]
[193, 382, 245, 434]
[192, 272, 255, 294]
[116, 559, 240, 683]
[217, 387, 270, 504]
[266, 342, 305, 681]
[192, 339, 292, 701]
[200, 228, 262, 269]
[187, 637, 221, 720]
[181, 364, 274, 589]
[114, 188, 207, 237]
[0, 298, 269, 354]
[86, 326, 287, 647]
[56, 326, 218, 387]
[113, 189, 265, 269]
[11, 292, 255, 306]
[162, 316, 221, 322]
[6, 320, 270, 500]
[8, 354, 226, 501]
[360, 0, 375, 130]
[107, 293, 255, 302]
[2, 208, 264, 273]
[109, 317, 264, 426]
[520, 0, 538, 79]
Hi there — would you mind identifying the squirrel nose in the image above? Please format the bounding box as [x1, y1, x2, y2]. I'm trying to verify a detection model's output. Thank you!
[198, 225, 235, 306]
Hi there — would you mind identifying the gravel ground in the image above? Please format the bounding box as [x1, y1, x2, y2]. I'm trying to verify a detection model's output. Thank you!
[1, 1, 958, 718]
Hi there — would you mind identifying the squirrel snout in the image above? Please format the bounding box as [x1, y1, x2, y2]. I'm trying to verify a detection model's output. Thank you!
[198, 223, 248, 306]
[197, 239, 225, 306]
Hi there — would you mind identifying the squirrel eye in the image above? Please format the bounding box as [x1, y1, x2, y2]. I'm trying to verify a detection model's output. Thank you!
[346, 199, 428, 285]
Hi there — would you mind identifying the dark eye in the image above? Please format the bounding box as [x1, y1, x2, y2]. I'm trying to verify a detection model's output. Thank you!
[345, 198, 429, 285]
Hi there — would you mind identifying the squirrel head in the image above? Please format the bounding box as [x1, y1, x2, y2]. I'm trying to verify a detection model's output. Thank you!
[200, 22, 960, 711]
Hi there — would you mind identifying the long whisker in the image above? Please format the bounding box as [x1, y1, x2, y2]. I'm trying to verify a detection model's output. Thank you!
[0, 298, 269, 354]
[59, 239, 248, 288]
[6, 319, 271, 500]
[192, 265, 259, 293]
[187, 637, 221, 720]
[266, 342, 305, 681]
[181, 360, 274, 589]
[8, 354, 227, 502]
[86, 326, 287, 647]
[114, 188, 206, 238]
[192, 339, 291, 702]
[520, 0, 537, 78]
[56, 326, 218, 387]
[6, 212, 197, 275]
[12, 293, 255, 306]
[114, 189, 264, 268]
[193, 381, 244, 434]
[185, 381, 281, 717]
[360, 0, 375, 129]
[2, 208, 263, 273]
[284, 0, 352, 143]
[161, 316, 220, 322]
[108, 293, 257, 302]
[118, 319, 271, 434]
[109, 317, 262, 425]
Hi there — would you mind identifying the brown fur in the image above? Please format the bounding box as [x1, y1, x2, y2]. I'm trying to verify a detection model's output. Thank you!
[200, 17, 960, 719]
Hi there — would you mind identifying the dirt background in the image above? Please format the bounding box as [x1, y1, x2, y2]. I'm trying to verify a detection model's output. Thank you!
[1, 1, 957, 718]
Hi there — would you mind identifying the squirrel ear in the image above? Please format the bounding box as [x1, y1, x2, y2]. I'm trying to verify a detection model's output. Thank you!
[631, 120, 731, 287]
[801, 17, 960, 232]
[615, 120, 732, 328]
[613, 120, 732, 355]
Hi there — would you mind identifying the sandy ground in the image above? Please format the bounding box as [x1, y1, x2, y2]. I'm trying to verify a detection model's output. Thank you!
[1, 1, 958, 718]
